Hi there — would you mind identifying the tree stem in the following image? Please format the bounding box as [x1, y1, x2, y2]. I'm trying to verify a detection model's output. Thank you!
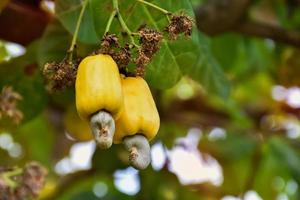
[104, 9, 117, 36]
[136, 0, 169, 14]
[113, 0, 139, 47]
[2, 168, 23, 188]
[69, 0, 89, 53]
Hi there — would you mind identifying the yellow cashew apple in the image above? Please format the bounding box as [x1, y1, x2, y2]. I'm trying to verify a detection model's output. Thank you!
[75, 54, 123, 120]
[114, 76, 160, 144]
[75, 54, 123, 149]
[63, 104, 93, 141]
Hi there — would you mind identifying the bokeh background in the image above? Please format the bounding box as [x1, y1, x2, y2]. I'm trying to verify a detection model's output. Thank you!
[1, 0, 300, 199]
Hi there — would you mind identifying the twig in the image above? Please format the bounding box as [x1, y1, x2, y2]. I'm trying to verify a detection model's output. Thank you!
[113, 0, 139, 48]
[137, 0, 171, 22]
[137, 0, 169, 15]
[1, 168, 23, 188]
[235, 21, 300, 47]
[195, 0, 300, 48]
[242, 143, 263, 197]
[104, 9, 117, 36]
[68, 0, 88, 62]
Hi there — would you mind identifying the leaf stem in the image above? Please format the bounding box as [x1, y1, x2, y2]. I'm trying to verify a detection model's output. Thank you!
[112, 0, 118, 10]
[136, 0, 170, 15]
[131, 32, 140, 36]
[1, 168, 23, 188]
[119, 13, 139, 47]
[68, 0, 89, 61]
[104, 9, 117, 36]
[113, 0, 139, 48]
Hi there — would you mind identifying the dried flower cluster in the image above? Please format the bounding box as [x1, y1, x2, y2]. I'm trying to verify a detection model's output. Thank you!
[96, 28, 164, 77]
[43, 58, 79, 92]
[135, 27, 163, 76]
[166, 14, 193, 40]
[43, 9, 193, 92]
[102, 14, 193, 77]
[97, 34, 120, 55]
[0, 86, 23, 124]
[113, 45, 131, 72]
[0, 162, 48, 200]
[96, 34, 131, 72]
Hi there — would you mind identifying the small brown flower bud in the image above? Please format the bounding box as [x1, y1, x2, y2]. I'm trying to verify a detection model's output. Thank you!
[166, 14, 193, 40]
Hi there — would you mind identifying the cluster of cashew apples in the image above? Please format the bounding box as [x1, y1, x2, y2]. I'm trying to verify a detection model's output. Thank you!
[75, 54, 160, 169]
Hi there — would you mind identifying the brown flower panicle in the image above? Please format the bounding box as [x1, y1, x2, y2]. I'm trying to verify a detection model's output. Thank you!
[135, 50, 150, 77]
[112, 44, 131, 72]
[0, 86, 23, 124]
[135, 27, 163, 77]
[21, 162, 48, 197]
[43, 58, 79, 92]
[96, 34, 131, 75]
[97, 33, 120, 55]
[0, 162, 48, 200]
[166, 14, 193, 40]
[138, 27, 163, 58]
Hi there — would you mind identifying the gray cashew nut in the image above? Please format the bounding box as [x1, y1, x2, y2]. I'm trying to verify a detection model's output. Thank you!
[123, 134, 151, 170]
[90, 110, 115, 149]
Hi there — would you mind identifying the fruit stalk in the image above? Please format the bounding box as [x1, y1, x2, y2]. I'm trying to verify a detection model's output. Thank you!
[123, 135, 151, 170]
[112, 0, 139, 47]
[104, 9, 117, 36]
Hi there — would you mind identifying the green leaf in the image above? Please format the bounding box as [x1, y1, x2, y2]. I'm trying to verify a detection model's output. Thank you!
[92, 146, 127, 173]
[229, 39, 275, 82]
[91, 0, 190, 89]
[158, 122, 188, 148]
[269, 137, 300, 183]
[55, 0, 99, 44]
[252, 137, 300, 199]
[273, 0, 300, 29]
[122, 0, 230, 95]
[0, 42, 8, 61]
[120, 1, 183, 89]
[221, 157, 253, 195]
[145, 44, 182, 89]
[211, 33, 241, 71]
[243, 39, 274, 73]
[90, 0, 116, 37]
[0, 42, 48, 122]
[166, 29, 231, 98]
[189, 0, 205, 7]
[16, 114, 54, 167]
[183, 32, 231, 98]
[199, 133, 257, 161]
[57, 174, 132, 200]
[38, 20, 72, 67]
[56, 0, 230, 95]
[16, 72, 48, 122]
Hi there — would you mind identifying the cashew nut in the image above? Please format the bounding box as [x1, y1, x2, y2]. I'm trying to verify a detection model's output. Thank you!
[123, 134, 151, 170]
[90, 110, 115, 149]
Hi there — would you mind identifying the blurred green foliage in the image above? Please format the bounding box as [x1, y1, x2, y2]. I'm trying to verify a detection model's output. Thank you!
[1, 0, 300, 200]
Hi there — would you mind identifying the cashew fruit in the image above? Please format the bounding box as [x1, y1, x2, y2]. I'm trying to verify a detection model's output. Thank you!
[63, 104, 93, 141]
[114, 76, 160, 142]
[75, 54, 123, 149]
[114, 76, 159, 169]
[75, 54, 123, 121]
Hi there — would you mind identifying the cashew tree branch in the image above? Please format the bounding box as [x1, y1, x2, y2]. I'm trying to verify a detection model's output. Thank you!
[195, 0, 300, 48]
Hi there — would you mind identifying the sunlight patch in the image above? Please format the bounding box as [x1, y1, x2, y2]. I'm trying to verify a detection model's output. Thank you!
[93, 181, 108, 198]
[55, 141, 96, 175]
[167, 128, 222, 186]
[114, 167, 140, 195]
[151, 142, 167, 171]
